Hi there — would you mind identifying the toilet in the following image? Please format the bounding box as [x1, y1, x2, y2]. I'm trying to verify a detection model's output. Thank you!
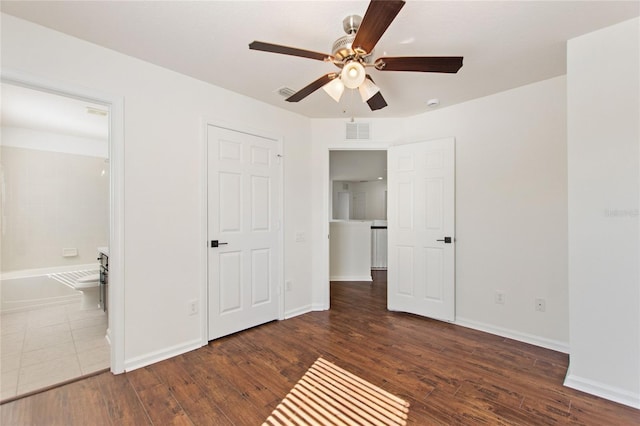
[73, 274, 101, 310]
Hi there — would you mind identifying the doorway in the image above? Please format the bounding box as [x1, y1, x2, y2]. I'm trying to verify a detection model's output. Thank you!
[325, 139, 456, 323]
[328, 149, 388, 297]
[0, 72, 125, 398]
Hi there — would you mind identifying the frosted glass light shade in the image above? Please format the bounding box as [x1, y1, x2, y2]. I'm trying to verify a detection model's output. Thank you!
[358, 78, 380, 102]
[341, 61, 366, 89]
[322, 78, 345, 102]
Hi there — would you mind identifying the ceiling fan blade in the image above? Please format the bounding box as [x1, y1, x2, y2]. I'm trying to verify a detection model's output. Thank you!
[352, 0, 405, 54]
[249, 41, 332, 62]
[286, 74, 337, 102]
[375, 56, 464, 73]
[365, 75, 387, 111]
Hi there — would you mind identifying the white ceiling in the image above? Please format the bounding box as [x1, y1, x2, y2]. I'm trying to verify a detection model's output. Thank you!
[1, 1, 638, 119]
[0, 83, 109, 141]
[1, 83, 109, 140]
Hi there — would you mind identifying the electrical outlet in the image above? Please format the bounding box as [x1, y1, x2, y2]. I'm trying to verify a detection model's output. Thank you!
[535, 298, 546, 312]
[188, 299, 198, 316]
[286, 281, 292, 291]
[494, 291, 505, 304]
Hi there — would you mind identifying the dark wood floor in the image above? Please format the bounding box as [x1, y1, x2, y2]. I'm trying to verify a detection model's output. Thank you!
[2, 271, 639, 425]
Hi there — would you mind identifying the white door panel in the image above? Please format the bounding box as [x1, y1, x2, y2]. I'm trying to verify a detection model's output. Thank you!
[388, 138, 455, 322]
[208, 126, 281, 340]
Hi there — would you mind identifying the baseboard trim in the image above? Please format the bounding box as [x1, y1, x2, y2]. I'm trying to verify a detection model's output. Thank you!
[284, 305, 312, 319]
[124, 338, 203, 372]
[564, 368, 640, 409]
[454, 316, 570, 353]
[330, 275, 373, 282]
[312, 302, 328, 311]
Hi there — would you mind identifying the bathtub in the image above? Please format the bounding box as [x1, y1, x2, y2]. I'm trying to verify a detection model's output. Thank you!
[0, 274, 81, 314]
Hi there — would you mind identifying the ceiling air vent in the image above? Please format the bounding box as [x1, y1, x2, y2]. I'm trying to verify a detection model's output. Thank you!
[346, 122, 370, 140]
[276, 87, 296, 98]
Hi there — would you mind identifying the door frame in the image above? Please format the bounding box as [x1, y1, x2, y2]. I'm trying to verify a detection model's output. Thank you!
[2, 69, 126, 373]
[201, 120, 285, 345]
[323, 143, 390, 310]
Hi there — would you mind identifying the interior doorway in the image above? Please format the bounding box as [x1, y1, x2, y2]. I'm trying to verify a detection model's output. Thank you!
[0, 82, 112, 400]
[328, 149, 388, 303]
[0, 72, 125, 401]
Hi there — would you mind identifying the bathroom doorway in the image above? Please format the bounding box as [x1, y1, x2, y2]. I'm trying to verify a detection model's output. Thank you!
[0, 82, 112, 400]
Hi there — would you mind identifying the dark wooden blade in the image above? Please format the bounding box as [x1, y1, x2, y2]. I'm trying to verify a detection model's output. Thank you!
[249, 41, 332, 62]
[375, 56, 463, 73]
[365, 75, 387, 111]
[286, 74, 336, 102]
[352, 0, 405, 54]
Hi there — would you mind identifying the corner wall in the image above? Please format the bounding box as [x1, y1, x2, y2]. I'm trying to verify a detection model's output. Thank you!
[565, 17, 640, 408]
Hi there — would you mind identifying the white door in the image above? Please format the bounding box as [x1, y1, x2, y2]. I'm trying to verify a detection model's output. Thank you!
[387, 138, 455, 321]
[353, 192, 367, 220]
[207, 125, 281, 340]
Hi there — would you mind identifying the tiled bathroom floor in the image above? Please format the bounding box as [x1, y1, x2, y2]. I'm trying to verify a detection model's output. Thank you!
[0, 303, 109, 401]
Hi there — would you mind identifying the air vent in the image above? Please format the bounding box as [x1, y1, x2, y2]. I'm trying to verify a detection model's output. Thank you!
[86, 106, 108, 116]
[345, 122, 370, 140]
[276, 87, 296, 98]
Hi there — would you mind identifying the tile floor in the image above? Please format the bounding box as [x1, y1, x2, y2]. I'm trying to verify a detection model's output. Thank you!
[0, 302, 109, 401]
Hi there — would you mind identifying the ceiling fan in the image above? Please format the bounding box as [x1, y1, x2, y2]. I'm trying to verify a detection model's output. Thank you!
[249, 0, 463, 111]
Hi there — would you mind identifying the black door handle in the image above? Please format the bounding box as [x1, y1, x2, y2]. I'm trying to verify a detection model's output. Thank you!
[211, 240, 229, 248]
[436, 237, 452, 243]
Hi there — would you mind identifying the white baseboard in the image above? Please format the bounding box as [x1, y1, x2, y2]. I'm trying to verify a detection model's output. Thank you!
[564, 368, 640, 409]
[454, 316, 570, 353]
[124, 338, 203, 372]
[1, 263, 98, 280]
[330, 275, 372, 282]
[285, 304, 312, 319]
[311, 302, 328, 311]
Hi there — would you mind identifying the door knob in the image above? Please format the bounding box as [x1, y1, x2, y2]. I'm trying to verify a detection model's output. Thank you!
[211, 240, 229, 248]
[436, 237, 452, 243]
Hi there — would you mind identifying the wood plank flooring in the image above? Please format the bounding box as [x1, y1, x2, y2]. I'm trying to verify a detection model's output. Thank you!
[2, 271, 639, 425]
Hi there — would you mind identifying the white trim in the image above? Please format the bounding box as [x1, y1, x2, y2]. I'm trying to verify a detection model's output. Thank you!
[285, 304, 313, 319]
[1, 69, 126, 374]
[199, 118, 209, 348]
[124, 339, 202, 372]
[329, 275, 373, 282]
[0, 264, 97, 280]
[312, 302, 327, 311]
[564, 368, 640, 409]
[455, 316, 570, 353]
[201, 119, 285, 343]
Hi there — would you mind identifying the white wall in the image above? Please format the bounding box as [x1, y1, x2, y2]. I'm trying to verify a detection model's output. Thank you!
[565, 17, 640, 408]
[1, 144, 108, 272]
[329, 221, 372, 282]
[331, 180, 387, 220]
[1, 14, 314, 368]
[404, 76, 569, 350]
[1, 127, 108, 158]
[310, 78, 569, 350]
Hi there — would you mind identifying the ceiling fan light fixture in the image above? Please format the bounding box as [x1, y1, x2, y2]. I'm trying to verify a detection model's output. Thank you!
[341, 61, 366, 89]
[358, 78, 380, 102]
[323, 77, 345, 102]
